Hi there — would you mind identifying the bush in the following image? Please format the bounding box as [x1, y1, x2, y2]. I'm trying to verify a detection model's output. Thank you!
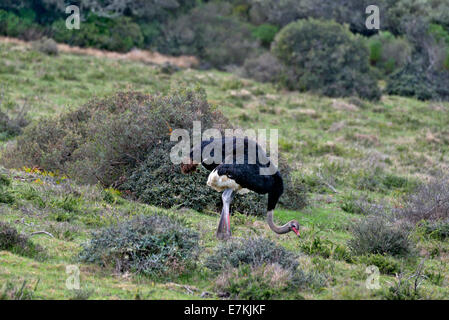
[205, 237, 299, 272]
[4, 89, 227, 185]
[241, 52, 294, 85]
[358, 254, 401, 275]
[251, 24, 279, 46]
[0, 9, 43, 40]
[399, 178, 449, 223]
[0, 101, 29, 141]
[386, 62, 449, 101]
[79, 214, 200, 277]
[31, 37, 58, 55]
[215, 263, 323, 299]
[157, 3, 259, 69]
[348, 216, 414, 257]
[0, 222, 44, 259]
[421, 221, 449, 240]
[380, 263, 426, 300]
[211, 238, 326, 299]
[51, 16, 144, 52]
[300, 236, 353, 262]
[0, 279, 39, 300]
[368, 32, 412, 74]
[272, 19, 381, 100]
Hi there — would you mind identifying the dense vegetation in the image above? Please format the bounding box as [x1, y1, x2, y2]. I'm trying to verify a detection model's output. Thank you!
[1, 38, 449, 299]
[1, 0, 448, 100]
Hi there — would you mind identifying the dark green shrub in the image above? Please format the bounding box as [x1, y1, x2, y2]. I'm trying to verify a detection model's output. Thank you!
[386, 61, 449, 101]
[0, 189, 14, 205]
[205, 237, 299, 272]
[251, 24, 279, 46]
[79, 214, 200, 277]
[0, 9, 43, 40]
[348, 216, 414, 257]
[51, 16, 143, 52]
[0, 222, 44, 259]
[300, 236, 353, 262]
[358, 254, 401, 275]
[0, 174, 11, 187]
[356, 169, 416, 194]
[272, 19, 381, 100]
[367, 32, 412, 74]
[421, 221, 449, 240]
[340, 193, 366, 215]
[125, 147, 266, 215]
[107, 17, 144, 52]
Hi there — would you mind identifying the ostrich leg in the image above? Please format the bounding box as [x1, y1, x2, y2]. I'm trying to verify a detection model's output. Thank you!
[217, 189, 233, 240]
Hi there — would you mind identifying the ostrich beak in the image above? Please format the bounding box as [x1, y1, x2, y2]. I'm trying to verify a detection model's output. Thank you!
[291, 227, 300, 238]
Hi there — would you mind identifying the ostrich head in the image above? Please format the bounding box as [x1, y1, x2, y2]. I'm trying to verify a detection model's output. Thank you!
[289, 220, 301, 237]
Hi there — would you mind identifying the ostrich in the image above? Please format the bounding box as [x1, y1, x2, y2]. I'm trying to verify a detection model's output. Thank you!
[181, 136, 300, 240]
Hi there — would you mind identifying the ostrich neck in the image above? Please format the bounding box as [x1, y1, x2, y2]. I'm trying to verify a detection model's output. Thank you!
[267, 210, 291, 234]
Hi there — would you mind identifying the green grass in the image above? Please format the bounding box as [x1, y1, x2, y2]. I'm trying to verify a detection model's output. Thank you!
[1, 40, 449, 299]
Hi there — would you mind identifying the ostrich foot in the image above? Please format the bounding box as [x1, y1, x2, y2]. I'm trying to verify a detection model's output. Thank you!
[216, 230, 231, 240]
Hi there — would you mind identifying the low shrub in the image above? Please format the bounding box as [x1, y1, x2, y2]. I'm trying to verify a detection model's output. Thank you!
[215, 263, 291, 299]
[300, 236, 353, 262]
[380, 264, 426, 300]
[340, 193, 367, 215]
[205, 237, 299, 272]
[215, 263, 323, 299]
[0, 222, 44, 259]
[368, 31, 412, 74]
[211, 238, 326, 299]
[241, 52, 294, 86]
[420, 221, 449, 240]
[0, 279, 39, 300]
[358, 254, 401, 275]
[51, 16, 144, 53]
[157, 3, 258, 69]
[0, 101, 29, 141]
[356, 169, 416, 194]
[31, 37, 58, 55]
[348, 216, 414, 257]
[399, 178, 449, 223]
[79, 214, 200, 277]
[386, 62, 449, 101]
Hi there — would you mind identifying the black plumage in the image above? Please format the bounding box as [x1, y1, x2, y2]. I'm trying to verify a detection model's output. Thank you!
[182, 136, 300, 240]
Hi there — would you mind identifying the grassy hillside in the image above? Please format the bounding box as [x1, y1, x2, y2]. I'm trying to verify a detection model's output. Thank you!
[1, 40, 449, 300]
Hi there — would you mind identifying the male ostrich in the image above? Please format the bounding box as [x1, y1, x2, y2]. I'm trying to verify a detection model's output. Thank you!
[181, 136, 300, 240]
